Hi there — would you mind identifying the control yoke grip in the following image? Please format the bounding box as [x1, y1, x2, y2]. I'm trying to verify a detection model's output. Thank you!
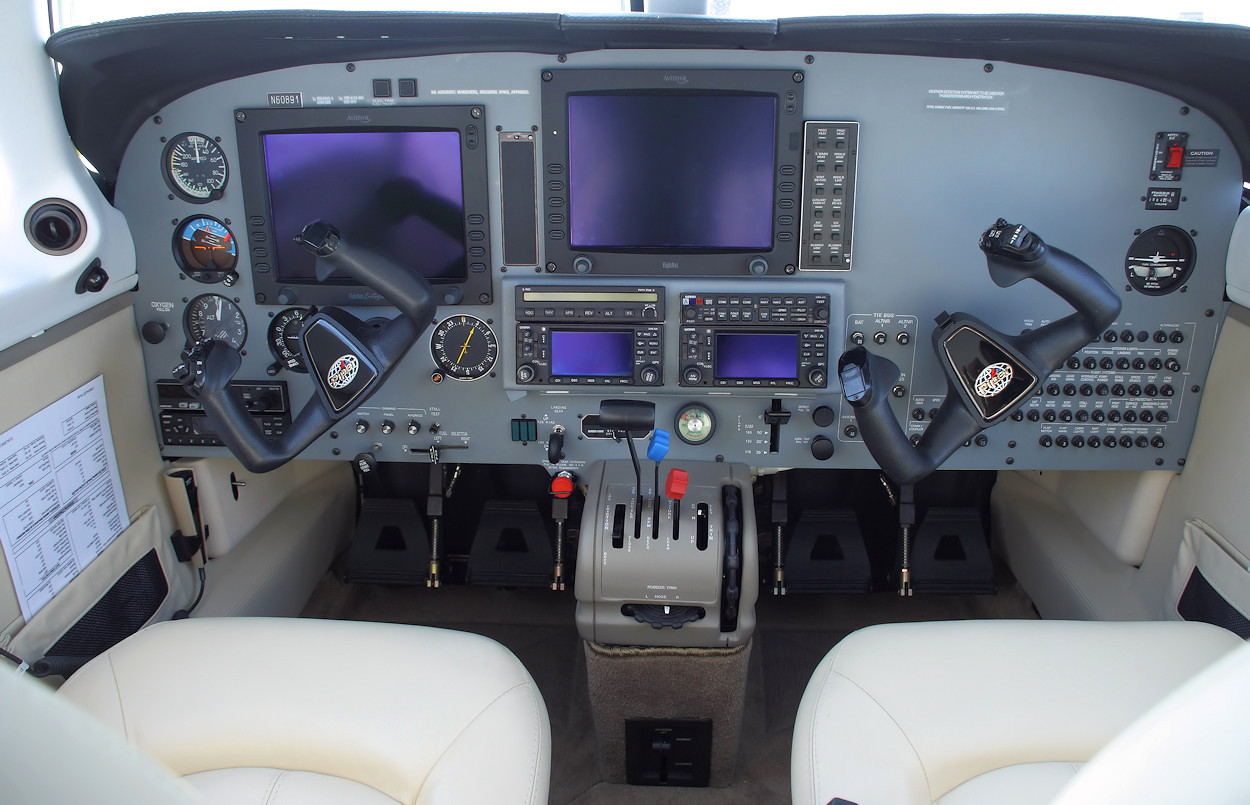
[179, 222, 437, 473]
[840, 220, 1122, 486]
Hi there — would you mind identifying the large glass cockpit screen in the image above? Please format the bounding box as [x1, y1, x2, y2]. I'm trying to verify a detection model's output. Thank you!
[566, 94, 777, 251]
[263, 130, 466, 283]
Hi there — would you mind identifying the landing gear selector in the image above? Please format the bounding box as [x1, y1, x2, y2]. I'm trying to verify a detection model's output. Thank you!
[838, 220, 1121, 485]
[174, 221, 437, 472]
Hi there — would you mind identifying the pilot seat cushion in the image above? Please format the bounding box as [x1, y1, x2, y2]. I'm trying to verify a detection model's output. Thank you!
[58, 617, 551, 805]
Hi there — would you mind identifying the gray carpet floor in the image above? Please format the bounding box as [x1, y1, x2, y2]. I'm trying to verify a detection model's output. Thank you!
[301, 572, 1036, 804]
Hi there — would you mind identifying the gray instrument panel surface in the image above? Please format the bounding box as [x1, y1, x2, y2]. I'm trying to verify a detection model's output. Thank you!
[123, 49, 1240, 473]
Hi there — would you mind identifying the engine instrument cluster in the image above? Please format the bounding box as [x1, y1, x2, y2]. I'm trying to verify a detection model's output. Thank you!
[122, 49, 1238, 475]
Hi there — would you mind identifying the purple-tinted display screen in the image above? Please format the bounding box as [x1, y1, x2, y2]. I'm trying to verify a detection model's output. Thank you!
[263, 130, 466, 283]
[567, 94, 776, 250]
[715, 332, 798, 379]
[551, 331, 634, 377]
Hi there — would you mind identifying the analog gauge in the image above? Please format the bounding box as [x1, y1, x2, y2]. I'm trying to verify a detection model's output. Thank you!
[267, 307, 312, 373]
[1125, 226, 1196, 296]
[173, 216, 237, 283]
[430, 315, 498, 380]
[675, 404, 715, 445]
[184, 294, 247, 351]
[162, 133, 228, 203]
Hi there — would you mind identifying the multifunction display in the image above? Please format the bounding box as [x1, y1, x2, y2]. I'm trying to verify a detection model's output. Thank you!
[540, 69, 805, 276]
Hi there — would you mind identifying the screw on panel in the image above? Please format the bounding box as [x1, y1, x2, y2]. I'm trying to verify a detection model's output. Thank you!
[346, 63, 356, 72]
[154, 116, 162, 124]
[236, 111, 247, 122]
[792, 72, 804, 83]
[1206, 309, 1215, 317]
[558, 55, 568, 63]
[1192, 385, 1201, 393]
[471, 107, 483, 119]
[805, 55, 814, 64]
[983, 63, 994, 72]
[1180, 106, 1190, 115]
[542, 71, 554, 81]
[1178, 459, 1186, 466]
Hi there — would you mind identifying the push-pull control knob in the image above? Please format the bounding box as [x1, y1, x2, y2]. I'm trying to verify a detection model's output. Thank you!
[810, 436, 835, 461]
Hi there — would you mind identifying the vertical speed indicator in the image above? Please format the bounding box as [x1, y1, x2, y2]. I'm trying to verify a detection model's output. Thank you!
[430, 315, 498, 380]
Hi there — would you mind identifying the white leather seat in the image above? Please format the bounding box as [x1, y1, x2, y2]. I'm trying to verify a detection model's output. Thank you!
[792, 619, 1243, 805]
[47, 617, 550, 804]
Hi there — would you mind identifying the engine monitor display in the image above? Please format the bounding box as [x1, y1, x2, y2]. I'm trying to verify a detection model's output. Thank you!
[715, 332, 798, 379]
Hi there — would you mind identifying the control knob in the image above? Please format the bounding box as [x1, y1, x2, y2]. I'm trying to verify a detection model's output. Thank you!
[640, 365, 661, 385]
[354, 420, 369, 434]
[807, 366, 827, 387]
[810, 435, 835, 461]
[380, 420, 394, 435]
[516, 364, 536, 383]
[682, 366, 703, 385]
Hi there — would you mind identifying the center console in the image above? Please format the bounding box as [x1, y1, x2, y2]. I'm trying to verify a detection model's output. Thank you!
[575, 460, 758, 647]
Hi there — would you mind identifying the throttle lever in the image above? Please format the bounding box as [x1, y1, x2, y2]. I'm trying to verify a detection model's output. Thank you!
[839, 219, 1122, 486]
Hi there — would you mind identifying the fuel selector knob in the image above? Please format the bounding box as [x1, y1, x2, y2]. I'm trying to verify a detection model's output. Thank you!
[640, 365, 661, 385]
[516, 364, 536, 383]
[810, 435, 835, 461]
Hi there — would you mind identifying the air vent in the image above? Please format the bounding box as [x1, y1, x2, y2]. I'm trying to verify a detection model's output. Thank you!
[25, 198, 86, 255]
